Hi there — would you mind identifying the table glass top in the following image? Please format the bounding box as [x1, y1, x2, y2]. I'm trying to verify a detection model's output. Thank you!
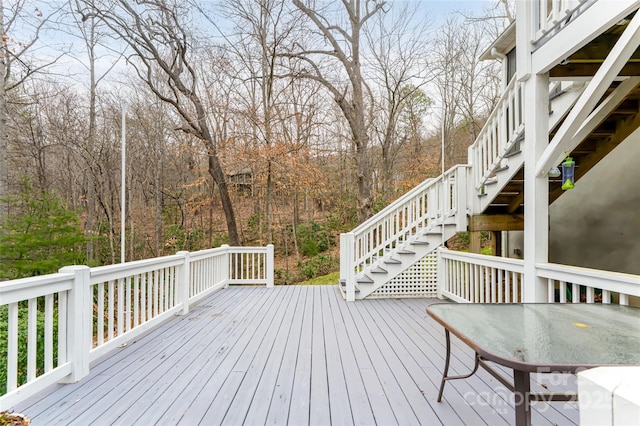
[427, 303, 640, 368]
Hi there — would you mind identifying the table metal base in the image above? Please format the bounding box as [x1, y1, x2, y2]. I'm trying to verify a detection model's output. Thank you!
[436, 330, 577, 426]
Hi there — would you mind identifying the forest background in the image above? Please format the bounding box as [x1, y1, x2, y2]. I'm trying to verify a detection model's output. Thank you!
[0, 0, 512, 284]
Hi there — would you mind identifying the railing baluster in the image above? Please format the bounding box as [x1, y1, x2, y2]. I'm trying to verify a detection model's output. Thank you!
[126, 276, 132, 332]
[108, 280, 114, 341]
[117, 278, 124, 336]
[58, 292, 68, 364]
[7, 302, 19, 392]
[97, 282, 104, 345]
[27, 298, 37, 382]
[45, 294, 54, 372]
[134, 274, 140, 327]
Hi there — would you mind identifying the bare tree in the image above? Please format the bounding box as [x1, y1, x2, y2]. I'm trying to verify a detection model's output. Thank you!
[67, 0, 124, 260]
[431, 15, 500, 167]
[76, 0, 240, 245]
[290, 0, 385, 222]
[366, 3, 432, 201]
[221, 0, 298, 244]
[0, 0, 64, 219]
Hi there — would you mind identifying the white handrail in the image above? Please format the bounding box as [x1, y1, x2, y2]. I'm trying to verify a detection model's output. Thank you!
[468, 76, 524, 191]
[537, 262, 640, 305]
[0, 244, 274, 408]
[438, 248, 524, 303]
[534, 0, 591, 42]
[435, 251, 640, 306]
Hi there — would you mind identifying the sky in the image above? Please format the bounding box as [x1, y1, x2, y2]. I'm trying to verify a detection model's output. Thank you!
[9, 0, 499, 95]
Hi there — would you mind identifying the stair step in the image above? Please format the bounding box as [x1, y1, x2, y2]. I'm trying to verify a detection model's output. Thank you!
[384, 258, 401, 265]
[338, 280, 360, 293]
[357, 275, 374, 284]
[504, 149, 522, 159]
[493, 164, 509, 173]
[478, 192, 488, 198]
[410, 240, 429, 246]
[425, 231, 442, 236]
[397, 249, 415, 255]
[371, 266, 388, 274]
[484, 177, 498, 186]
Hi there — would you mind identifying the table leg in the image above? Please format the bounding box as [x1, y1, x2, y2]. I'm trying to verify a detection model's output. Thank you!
[437, 329, 452, 402]
[437, 329, 480, 402]
[513, 369, 531, 426]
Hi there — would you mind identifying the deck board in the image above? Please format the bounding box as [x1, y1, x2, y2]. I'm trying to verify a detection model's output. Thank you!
[12, 285, 580, 426]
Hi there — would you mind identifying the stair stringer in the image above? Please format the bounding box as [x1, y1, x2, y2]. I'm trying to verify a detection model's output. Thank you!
[474, 83, 585, 214]
[352, 222, 459, 300]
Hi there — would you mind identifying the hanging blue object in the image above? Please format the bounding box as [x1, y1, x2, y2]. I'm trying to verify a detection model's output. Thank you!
[561, 157, 575, 190]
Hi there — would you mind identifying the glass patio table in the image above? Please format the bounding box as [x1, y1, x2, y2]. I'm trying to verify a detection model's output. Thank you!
[426, 303, 640, 426]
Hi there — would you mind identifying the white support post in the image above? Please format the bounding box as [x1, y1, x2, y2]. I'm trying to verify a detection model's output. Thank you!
[340, 233, 356, 302]
[58, 265, 91, 383]
[266, 244, 274, 288]
[523, 73, 550, 303]
[516, 0, 533, 82]
[177, 251, 190, 315]
[221, 244, 230, 288]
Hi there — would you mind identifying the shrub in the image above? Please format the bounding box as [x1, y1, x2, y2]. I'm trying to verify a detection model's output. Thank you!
[297, 254, 339, 281]
[296, 221, 334, 257]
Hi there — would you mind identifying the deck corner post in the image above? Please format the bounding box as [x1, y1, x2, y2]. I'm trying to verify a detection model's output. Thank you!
[58, 265, 91, 383]
[341, 233, 356, 302]
[266, 244, 275, 288]
[177, 250, 190, 315]
[221, 244, 230, 288]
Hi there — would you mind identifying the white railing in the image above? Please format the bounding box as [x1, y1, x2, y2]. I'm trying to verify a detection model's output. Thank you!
[534, 0, 591, 41]
[468, 77, 524, 191]
[437, 250, 639, 306]
[0, 245, 274, 409]
[340, 165, 468, 300]
[438, 249, 524, 303]
[538, 262, 640, 305]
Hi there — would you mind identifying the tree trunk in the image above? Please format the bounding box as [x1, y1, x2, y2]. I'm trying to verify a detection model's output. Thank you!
[207, 148, 239, 246]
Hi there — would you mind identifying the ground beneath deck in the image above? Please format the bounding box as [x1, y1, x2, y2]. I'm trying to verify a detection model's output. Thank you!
[13, 285, 579, 425]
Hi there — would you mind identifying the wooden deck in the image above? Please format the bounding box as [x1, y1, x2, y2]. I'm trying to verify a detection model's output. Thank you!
[12, 285, 579, 425]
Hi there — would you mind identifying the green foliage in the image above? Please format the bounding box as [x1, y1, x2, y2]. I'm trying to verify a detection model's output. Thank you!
[0, 184, 87, 279]
[296, 221, 334, 257]
[297, 254, 339, 280]
[0, 301, 59, 396]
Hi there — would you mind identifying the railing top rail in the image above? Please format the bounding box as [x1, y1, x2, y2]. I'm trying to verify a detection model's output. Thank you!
[0, 272, 76, 305]
[227, 246, 268, 253]
[188, 246, 230, 260]
[536, 262, 640, 285]
[0, 271, 76, 294]
[439, 248, 525, 271]
[89, 254, 185, 283]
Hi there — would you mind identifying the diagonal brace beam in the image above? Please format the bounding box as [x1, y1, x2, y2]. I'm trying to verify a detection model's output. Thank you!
[569, 76, 640, 145]
[535, 12, 640, 177]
